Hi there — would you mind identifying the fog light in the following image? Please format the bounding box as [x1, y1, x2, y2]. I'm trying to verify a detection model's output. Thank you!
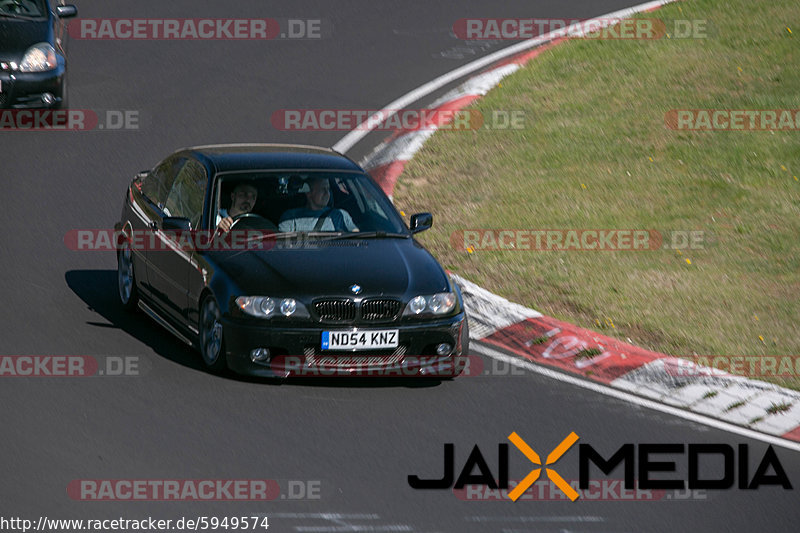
[41, 93, 55, 105]
[436, 343, 452, 356]
[250, 348, 271, 363]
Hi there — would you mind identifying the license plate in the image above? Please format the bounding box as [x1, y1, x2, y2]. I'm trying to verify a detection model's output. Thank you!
[321, 329, 399, 350]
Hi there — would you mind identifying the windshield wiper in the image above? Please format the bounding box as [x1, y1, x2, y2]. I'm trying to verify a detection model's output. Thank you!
[319, 231, 409, 240]
[243, 231, 329, 244]
[243, 230, 409, 244]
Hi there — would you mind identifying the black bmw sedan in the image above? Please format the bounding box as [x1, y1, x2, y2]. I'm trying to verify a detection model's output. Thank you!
[0, 0, 77, 108]
[115, 144, 469, 378]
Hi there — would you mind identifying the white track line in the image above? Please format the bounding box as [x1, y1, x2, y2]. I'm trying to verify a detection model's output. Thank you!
[333, 0, 674, 154]
[472, 343, 800, 453]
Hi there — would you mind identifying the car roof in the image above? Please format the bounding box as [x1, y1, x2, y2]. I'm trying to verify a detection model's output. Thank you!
[178, 143, 363, 174]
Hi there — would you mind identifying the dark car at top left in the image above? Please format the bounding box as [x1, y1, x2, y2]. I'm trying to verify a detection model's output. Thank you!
[0, 0, 77, 109]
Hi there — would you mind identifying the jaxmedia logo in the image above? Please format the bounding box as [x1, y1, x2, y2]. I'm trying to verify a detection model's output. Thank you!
[665, 109, 800, 131]
[408, 432, 792, 502]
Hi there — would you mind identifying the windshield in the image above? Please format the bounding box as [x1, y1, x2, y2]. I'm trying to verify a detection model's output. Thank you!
[211, 171, 409, 235]
[0, 0, 47, 18]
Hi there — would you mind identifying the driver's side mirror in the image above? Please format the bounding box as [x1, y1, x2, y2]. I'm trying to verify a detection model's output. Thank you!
[56, 5, 78, 18]
[409, 212, 433, 234]
[162, 217, 191, 231]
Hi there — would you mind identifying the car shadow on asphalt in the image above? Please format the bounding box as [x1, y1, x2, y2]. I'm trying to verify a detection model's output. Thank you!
[65, 269, 443, 389]
[65, 269, 205, 373]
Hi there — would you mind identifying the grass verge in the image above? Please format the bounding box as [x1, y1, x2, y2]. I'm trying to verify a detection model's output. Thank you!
[394, 0, 800, 389]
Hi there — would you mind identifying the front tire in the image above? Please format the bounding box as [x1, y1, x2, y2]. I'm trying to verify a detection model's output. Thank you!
[117, 240, 139, 311]
[199, 296, 227, 373]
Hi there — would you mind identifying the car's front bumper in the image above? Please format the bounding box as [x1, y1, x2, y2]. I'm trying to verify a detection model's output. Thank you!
[221, 313, 468, 378]
[0, 65, 65, 108]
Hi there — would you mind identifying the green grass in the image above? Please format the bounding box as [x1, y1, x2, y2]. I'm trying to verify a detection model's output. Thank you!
[394, 0, 800, 389]
[766, 402, 793, 415]
[725, 400, 747, 412]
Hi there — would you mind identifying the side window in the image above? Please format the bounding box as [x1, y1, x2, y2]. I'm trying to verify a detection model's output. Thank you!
[163, 159, 208, 229]
[141, 156, 186, 208]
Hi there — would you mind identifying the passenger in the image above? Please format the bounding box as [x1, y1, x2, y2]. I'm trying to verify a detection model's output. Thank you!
[278, 177, 358, 232]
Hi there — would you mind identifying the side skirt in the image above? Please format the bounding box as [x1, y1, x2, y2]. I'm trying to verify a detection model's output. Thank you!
[138, 300, 196, 347]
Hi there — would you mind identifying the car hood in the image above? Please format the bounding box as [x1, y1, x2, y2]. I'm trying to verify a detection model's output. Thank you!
[0, 19, 50, 59]
[208, 238, 450, 298]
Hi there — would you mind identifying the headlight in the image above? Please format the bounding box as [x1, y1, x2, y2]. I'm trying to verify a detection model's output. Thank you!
[236, 296, 309, 318]
[403, 292, 457, 316]
[19, 43, 57, 73]
[280, 298, 297, 316]
[259, 298, 275, 316]
[407, 296, 427, 314]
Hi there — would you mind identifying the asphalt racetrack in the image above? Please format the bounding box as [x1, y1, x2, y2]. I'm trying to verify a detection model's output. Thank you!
[1, 1, 798, 532]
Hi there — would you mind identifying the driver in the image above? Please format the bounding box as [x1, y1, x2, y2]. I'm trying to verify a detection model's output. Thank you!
[278, 176, 358, 232]
[215, 183, 258, 233]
